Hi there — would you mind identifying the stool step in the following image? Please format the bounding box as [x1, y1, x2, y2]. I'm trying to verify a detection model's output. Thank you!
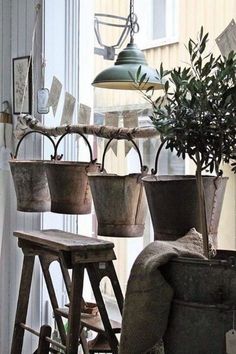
[55, 308, 121, 333]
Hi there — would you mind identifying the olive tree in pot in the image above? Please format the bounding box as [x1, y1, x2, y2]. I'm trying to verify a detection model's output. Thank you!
[132, 27, 236, 258]
[130, 28, 236, 354]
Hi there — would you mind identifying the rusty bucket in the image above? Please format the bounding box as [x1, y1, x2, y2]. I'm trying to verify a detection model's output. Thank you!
[88, 173, 147, 237]
[88, 138, 148, 237]
[9, 131, 56, 212]
[142, 175, 228, 244]
[161, 250, 236, 354]
[45, 132, 100, 214]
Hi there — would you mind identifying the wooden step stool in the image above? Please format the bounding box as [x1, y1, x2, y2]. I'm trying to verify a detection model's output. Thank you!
[10, 229, 124, 354]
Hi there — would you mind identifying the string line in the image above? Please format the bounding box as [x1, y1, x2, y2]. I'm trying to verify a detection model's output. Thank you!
[20, 3, 41, 114]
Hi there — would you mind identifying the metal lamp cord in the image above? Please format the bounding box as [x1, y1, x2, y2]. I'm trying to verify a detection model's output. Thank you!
[129, 0, 139, 43]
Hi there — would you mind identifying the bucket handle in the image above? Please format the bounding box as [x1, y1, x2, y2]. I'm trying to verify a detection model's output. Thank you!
[151, 140, 166, 175]
[12, 130, 57, 159]
[151, 139, 224, 176]
[100, 137, 147, 173]
[53, 129, 95, 163]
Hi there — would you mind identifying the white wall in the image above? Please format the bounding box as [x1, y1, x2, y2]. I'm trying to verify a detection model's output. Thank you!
[0, 0, 43, 352]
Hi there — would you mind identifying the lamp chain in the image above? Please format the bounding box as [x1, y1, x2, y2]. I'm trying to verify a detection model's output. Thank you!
[129, 0, 139, 43]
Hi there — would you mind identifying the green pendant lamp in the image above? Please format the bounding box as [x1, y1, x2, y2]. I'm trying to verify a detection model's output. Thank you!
[92, 0, 163, 90]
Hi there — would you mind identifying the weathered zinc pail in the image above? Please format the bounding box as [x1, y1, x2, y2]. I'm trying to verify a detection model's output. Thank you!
[9, 160, 51, 212]
[45, 160, 100, 214]
[45, 131, 100, 214]
[161, 250, 236, 354]
[142, 175, 228, 243]
[88, 137, 147, 237]
[88, 172, 147, 237]
[9, 131, 55, 212]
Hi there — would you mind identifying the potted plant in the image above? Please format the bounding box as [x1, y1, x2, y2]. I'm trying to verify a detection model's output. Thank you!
[130, 28, 236, 354]
[131, 27, 236, 258]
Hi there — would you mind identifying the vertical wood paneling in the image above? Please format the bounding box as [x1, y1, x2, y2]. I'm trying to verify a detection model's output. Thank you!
[0, 0, 42, 353]
[0, 0, 11, 103]
[0, 0, 13, 352]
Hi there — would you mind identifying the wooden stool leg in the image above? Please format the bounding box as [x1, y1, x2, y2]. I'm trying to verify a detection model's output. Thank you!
[87, 264, 119, 354]
[37, 325, 52, 354]
[59, 258, 87, 314]
[39, 256, 67, 345]
[67, 264, 85, 354]
[59, 261, 89, 354]
[59, 258, 71, 296]
[10, 255, 35, 354]
[105, 261, 124, 316]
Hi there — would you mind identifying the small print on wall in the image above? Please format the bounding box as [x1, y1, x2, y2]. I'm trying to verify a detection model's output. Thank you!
[12, 56, 32, 115]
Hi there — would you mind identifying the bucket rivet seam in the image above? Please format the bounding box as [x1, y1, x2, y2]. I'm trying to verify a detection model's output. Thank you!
[209, 178, 219, 235]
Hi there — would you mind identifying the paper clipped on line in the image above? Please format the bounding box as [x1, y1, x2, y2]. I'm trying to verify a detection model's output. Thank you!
[47, 76, 62, 116]
[216, 19, 236, 57]
[78, 103, 91, 125]
[60, 92, 76, 126]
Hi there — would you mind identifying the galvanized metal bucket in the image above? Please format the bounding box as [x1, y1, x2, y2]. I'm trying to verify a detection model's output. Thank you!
[45, 132, 100, 214]
[9, 131, 56, 212]
[9, 160, 51, 212]
[142, 175, 228, 244]
[142, 142, 228, 244]
[45, 160, 100, 214]
[88, 138, 148, 237]
[161, 250, 236, 354]
[88, 172, 147, 237]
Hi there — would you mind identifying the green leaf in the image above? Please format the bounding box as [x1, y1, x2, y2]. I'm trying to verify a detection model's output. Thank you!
[136, 65, 142, 81]
[146, 85, 154, 93]
[139, 73, 147, 87]
[188, 39, 193, 55]
[199, 26, 204, 40]
[164, 81, 169, 93]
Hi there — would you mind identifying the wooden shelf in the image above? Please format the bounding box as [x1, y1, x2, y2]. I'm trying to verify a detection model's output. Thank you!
[55, 307, 121, 334]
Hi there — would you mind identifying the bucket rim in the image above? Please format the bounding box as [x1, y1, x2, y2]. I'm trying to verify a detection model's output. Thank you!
[170, 249, 236, 267]
[87, 172, 145, 178]
[142, 175, 229, 183]
[44, 161, 100, 167]
[9, 159, 51, 164]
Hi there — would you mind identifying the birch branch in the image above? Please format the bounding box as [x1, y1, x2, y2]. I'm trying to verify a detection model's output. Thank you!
[15, 114, 158, 140]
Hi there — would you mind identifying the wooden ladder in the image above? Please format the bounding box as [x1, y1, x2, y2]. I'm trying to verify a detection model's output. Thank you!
[10, 229, 124, 354]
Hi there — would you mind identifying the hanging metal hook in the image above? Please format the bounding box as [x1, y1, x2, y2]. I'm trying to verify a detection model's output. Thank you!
[94, 0, 139, 60]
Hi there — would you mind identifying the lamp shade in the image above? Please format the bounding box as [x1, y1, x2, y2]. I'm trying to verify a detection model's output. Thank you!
[92, 43, 163, 90]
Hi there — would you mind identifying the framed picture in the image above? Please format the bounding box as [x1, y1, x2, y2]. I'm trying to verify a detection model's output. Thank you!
[12, 56, 32, 114]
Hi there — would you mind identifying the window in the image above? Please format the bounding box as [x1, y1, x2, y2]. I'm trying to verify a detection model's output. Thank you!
[42, 0, 182, 323]
[135, 0, 179, 49]
[93, 0, 183, 302]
